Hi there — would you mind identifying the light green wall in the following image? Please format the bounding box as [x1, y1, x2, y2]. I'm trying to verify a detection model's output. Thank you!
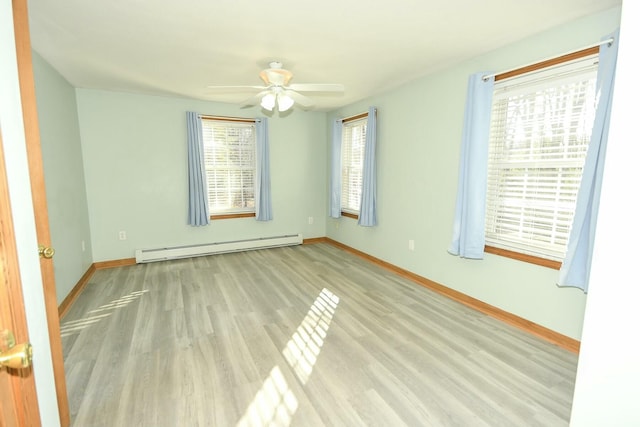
[75, 90, 327, 262]
[32, 5, 620, 338]
[326, 6, 621, 340]
[32, 52, 93, 304]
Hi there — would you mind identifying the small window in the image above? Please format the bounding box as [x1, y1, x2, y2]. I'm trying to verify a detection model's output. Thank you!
[485, 53, 598, 262]
[341, 116, 367, 216]
[201, 117, 256, 217]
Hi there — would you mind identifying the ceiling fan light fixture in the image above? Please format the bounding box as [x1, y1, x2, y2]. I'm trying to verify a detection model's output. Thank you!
[260, 93, 276, 111]
[207, 61, 344, 111]
[277, 94, 294, 112]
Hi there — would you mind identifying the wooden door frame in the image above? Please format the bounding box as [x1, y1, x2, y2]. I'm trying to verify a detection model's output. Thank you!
[0, 130, 41, 427]
[12, 0, 70, 425]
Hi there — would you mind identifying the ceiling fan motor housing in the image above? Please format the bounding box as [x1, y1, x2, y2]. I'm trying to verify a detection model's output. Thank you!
[259, 61, 293, 86]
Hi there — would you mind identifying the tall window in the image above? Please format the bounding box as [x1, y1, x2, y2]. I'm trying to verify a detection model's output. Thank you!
[201, 117, 256, 217]
[485, 53, 598, 263]
[341, 116, 367, 216]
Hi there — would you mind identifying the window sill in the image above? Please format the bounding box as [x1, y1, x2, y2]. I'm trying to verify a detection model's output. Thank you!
[211, 212, 256, 220]
[341, 211, 359, 220]
[484, 245, 561, 270]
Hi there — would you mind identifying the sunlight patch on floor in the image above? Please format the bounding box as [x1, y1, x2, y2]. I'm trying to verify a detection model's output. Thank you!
[60, 289, 149, 337]
[282, 288, 339, 384]
[236, 288, 340, 426]
[236, 366, 298, 427]
[87, 289, 149, 313]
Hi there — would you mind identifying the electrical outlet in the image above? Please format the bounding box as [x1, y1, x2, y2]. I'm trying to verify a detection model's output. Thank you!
[81, 240, 85, 252]
[409, 239, 415, 251]
[308, 216, 314, 225]
[119, 231, 127, 240]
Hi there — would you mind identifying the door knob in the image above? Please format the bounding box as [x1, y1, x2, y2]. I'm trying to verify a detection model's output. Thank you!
[0, 342, 33, 369]
[1, 330, 32, 370]
[38, 244, 55, 259]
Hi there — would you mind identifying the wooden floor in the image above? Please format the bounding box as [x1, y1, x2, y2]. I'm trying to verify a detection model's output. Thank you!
[61, 243, 578, 426]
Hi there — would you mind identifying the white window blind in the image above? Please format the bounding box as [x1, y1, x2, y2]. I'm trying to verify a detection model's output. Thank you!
[201, 118, 256, 215]
[485, 56, 598, 261]
[341, 118, 367, 214]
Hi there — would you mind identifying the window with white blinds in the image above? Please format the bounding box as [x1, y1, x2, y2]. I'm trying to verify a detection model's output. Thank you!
[485, 56, 598, 261]
[201, 118, 256, 215]
[341, 117, 367, 215]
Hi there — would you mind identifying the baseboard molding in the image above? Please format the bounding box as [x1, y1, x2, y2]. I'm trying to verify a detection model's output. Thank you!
[94, 258, 136, 269]
[303, 237, 326, 245]
[318, 237, 580, 354]
[58, 241, 580, 353]
[58, 264, 96, 319]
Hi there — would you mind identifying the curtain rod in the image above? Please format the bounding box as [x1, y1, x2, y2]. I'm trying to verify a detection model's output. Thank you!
[482, 37, 614, 81]
[199, 114, 256, 123]
[342, 108, 377, 123]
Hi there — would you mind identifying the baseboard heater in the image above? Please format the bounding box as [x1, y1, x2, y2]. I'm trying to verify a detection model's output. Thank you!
[135, 234, 303, 263]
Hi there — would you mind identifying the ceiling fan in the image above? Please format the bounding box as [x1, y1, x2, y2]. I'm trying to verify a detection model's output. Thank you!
[206, 61, 344, 112]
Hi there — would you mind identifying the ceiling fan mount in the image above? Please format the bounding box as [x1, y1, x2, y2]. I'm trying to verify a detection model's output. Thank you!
[206, 61, 344, 112]
[259, 61, 292, 87]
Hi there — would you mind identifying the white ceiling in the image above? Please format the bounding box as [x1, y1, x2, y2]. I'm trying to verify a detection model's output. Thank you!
[28, 0, 621, 111]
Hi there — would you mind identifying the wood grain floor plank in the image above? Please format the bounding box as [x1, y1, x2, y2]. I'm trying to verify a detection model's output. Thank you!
[61, 244, 578, 426]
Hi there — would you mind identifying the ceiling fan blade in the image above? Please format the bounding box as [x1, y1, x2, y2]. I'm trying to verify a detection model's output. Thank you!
[206, 85, 268, 92]
[240, 90, 271, 107]
[284, 90, 315, 108]
[288, 83, 344, 92]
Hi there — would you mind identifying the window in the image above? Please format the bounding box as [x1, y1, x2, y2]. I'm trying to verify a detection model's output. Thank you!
[485, 52, 598, 263]
[341, 116, 367, 216]
[201, 117, 256, 217]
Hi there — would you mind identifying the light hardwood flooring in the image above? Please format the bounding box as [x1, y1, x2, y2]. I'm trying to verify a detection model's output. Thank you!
[61, 243, 578, 426]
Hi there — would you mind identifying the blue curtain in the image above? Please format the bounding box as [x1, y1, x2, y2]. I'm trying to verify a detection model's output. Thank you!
[187, 111, 210, 226]
[559, 31, 619, 292]
[330, 119, 343, 218]
[358, 106, 378, 226]
[448, 72, 494, 258]
[255, 118, 273, 221]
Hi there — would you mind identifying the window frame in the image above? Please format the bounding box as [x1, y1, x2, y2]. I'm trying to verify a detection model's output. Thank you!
[200, 115, 258, 220]
[484, 46, 600, 269]
[340, 112, 368, 219]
